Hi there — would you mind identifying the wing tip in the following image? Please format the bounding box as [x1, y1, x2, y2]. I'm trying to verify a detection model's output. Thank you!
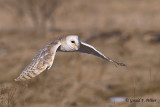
[117, 62, 127, 66]
[111, 60, 127, 67]
[14, 77, 25, 82]
[14, 78, 19, 82]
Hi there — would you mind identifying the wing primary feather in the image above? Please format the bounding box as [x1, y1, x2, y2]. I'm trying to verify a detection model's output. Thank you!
[77, 42, 126, 66]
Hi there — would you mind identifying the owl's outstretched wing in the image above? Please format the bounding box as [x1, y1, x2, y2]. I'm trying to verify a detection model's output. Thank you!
[15, 42, 61, 81]
[77, 42, 126, 66]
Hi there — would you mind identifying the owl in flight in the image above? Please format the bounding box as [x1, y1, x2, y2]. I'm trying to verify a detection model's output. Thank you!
[15, 35, 126, 81]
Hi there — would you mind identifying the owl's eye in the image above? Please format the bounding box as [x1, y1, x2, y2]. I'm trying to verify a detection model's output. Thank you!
[71, 41, 75, 43]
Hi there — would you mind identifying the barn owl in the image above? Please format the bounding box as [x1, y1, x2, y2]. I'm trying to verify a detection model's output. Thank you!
[15, 35, 126, 81]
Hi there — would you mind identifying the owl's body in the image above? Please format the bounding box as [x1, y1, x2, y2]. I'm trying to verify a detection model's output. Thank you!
[15, 35, 126, 81]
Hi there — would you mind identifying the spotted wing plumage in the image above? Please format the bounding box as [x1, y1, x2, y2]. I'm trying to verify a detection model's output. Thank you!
[15, 42, 61, 81]
[77, 42, 126, 66]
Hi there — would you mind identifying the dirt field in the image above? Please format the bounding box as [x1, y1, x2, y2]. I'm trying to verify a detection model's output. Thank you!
[0, 0, 160, 107]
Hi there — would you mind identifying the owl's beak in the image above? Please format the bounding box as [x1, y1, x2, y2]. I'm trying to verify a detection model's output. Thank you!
[74, 44, 79, 50]
[73, 42, 80, 50]
[76, 41, 80, 49]
[70, 41, 80, 50]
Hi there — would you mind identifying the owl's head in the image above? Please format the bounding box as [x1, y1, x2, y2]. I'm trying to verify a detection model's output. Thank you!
[60, 35, 80, 51]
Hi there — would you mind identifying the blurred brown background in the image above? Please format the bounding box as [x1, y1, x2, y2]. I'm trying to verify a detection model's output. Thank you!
[0, 0, 160, 107]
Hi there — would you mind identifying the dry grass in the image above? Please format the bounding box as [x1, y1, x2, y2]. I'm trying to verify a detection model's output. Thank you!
[0, 0, 160, 107]
[0, 31, 160, 107]
[0, 84, 17, 107]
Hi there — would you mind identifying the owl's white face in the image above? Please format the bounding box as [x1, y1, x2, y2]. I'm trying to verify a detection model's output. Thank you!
[60, 35, 80, 51]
